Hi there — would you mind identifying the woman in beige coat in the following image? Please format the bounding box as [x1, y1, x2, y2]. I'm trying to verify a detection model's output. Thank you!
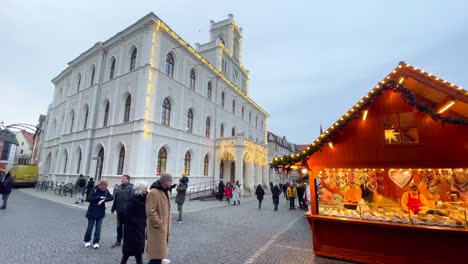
[146, 173, 173, 264]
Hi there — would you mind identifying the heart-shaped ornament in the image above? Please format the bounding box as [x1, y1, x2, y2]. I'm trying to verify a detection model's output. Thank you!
[388, 169, 412, 189]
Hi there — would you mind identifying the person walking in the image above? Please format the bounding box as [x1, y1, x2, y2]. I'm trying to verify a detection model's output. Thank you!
[111, 175, 134, 248]
[146, 173, 173, 264]
[287, 184, 298, 210]
[255, 184, 265, 210]
[232, 184, 240, 206]
[272, 183, 281, 211]
[0, 171, 12, 209]
[84, 177, 95, 200]
[175, 176, 188, 223]
[217, 180, 225, 201]
[269, 181, 273, 191]
[74, 174, 87, 205]
[297, 184, 305, 209]
[224, 183, 232, 204]
[282, 182, 289, 203]
[121, 181, 148, 264]
[83, 180, 113, 249]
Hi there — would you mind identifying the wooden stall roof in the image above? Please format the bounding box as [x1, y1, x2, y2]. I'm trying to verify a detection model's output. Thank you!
[271, 61, 468, 168]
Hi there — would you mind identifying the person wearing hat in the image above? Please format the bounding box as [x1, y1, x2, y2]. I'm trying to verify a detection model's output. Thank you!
[175, 173, 188, 223]
[146, 173, 173, 264]
[401, 185, 428, 214]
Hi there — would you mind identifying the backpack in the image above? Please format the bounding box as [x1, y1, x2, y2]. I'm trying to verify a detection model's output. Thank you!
[86, 186, 97, 202]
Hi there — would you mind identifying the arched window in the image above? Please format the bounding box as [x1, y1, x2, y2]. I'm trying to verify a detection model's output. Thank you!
[232, 127, 236, 137]
[63, 151, 68, 173]
[130, 47, 137, 71]
[205, 117, 210, 138]
[184, 151, 191, 175]
[165, 53, 174, 77]
[190, 69, 196, 90]
[124, 95, 131, 123]
[97, 147, 104, 180]
[70, 111, 75, 133]
[117, 146, 125, 175]
[232, 100, 236, 114]
[187, 109, 193, 133]
[110, 57, 116, 79]
[76, 149, 82, 174]
[220, 160, 224, 179]
[220, 123, 224, 138]
[207, 82, 212, 100]
[162, 98, 171, 126]
[90, 65, 96, 86]
[156, 147, 167, 175]
[204, 155, 209, 176]
[83, 105, 89, 130]
[103, 101, 110, 127]
[76, 74, 81, 92]
[256, 116, 258, 128]
[249, 111, 252, 124]
[221, 92, 225, 107]
[241, 106, 244, 119]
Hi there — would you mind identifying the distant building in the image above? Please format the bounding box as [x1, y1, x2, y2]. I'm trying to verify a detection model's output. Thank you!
[0, 129, 18, 172]
[267, 132, 300, 183]
[14, 130, 34, 165]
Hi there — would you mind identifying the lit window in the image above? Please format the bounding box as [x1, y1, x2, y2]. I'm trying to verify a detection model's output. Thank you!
[156, 147, 167, 175]
[384, 112, 419, 144]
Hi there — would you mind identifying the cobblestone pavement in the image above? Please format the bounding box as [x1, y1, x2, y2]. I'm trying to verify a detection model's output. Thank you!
[0, 189, 352, 264]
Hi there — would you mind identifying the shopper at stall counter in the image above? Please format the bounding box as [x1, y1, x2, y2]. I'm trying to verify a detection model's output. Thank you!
[343, 181, 362, 209]
[401, 185, 428, 214]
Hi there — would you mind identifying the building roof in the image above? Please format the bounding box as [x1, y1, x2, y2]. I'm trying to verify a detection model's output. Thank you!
[0, 129, 19, 145]
[268, 131, 300, 152]
[271, 61, 468, 168]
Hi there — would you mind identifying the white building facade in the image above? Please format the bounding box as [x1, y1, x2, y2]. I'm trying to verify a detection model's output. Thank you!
[40, 13, 269, 190]
[14, 130, 34, 165]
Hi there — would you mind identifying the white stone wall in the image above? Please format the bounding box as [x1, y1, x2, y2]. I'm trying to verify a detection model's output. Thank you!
[40, 14, 268, 189]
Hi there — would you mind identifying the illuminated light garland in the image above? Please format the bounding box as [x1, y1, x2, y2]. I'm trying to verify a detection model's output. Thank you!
[270, 79, 468, 168]
[143, 21, 160, 136]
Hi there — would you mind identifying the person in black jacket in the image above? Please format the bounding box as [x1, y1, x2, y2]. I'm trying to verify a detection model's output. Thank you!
[255, 184, 265, 210]
[272, 183, 281, 211]
[297, 184, 305, 209]
[84, 177, 95, 200]
[121, 181, 148, 264]
[217, 180, 225, 201]
[83, 180, 113, 249]
[111, 175, 134, 248]
[0, 171, 12, 209]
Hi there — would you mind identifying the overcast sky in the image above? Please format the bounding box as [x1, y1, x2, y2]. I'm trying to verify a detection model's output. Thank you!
[1, 0, 467, 144]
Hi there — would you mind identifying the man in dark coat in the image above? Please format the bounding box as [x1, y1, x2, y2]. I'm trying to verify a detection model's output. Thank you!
[85, 177, 95, 200]
[269, 181, 274, 190]
[297, 184, 305, 209]
[272, 183, 281, 211]
[121, 181, 148, 264]
[111, 175, 134, 248]
[255, 184, 265, 210]
[83, 180, 113, 249]
[175, 177, 188, 223]
[75, 174, 87, 204]
[1, 172, 12, 209]
[217, 180, 225, 201]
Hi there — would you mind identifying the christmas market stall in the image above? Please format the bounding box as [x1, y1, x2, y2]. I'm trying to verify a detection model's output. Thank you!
[270, 62, 468, 264]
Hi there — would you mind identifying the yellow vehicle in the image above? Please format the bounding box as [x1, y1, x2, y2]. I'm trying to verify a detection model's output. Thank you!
[10, 164, 38, 187]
